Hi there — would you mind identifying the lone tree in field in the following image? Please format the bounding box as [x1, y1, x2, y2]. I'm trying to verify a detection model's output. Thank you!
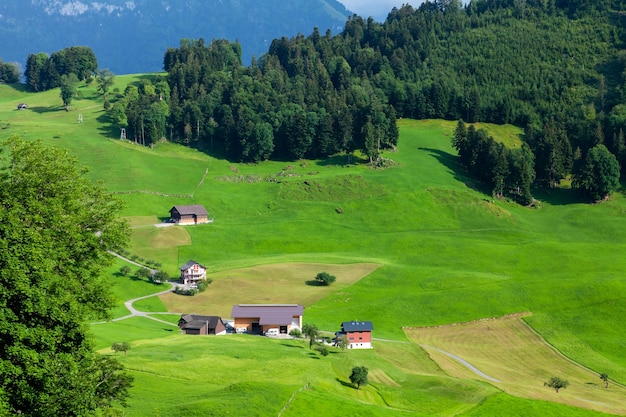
[302, 323, 319, 350]
[349, 366, 369, 389]
[0, 136, 132, 415]
[544, 376, 569, 393]
[112, 342, 131, 356]
[600, 373, 609, 388]
[59, 73, 79, 110]
[119, 265, 131, 276]
[315, 272, 336, 286]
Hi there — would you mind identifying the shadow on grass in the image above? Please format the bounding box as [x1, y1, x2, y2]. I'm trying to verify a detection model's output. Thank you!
[336, 378, 354, 389]
[419, 147, 491, 195]
[317, 153, 367, 167]
[532, 186, 583, 206]
[304, 280, 325, 287]
[308, 352, 320, 359]
[280, 343, 304, 349]
[28, 106, 63, 114]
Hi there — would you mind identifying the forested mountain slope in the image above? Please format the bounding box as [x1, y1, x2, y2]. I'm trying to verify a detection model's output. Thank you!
[0, 0, 350, 74]
[107, 0, 626, 203]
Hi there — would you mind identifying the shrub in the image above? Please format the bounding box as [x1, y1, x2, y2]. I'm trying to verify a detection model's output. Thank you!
[316, 345, 329, 356]
[315, 272, 336, 286]
[289, 328, 302, 338]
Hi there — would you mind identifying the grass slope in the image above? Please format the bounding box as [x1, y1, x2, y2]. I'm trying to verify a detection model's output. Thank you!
[407, 314, 626, 414]
[2, 82, 626, 415]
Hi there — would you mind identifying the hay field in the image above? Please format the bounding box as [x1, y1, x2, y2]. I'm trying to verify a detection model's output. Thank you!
[159, 262, 380, 317]
[406, 314, 626, 415]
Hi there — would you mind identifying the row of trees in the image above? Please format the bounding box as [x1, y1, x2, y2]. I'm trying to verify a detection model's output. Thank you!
[25, 46, 98, 92]
[453, 120, 621, 202]
[453, 121, 536, 204]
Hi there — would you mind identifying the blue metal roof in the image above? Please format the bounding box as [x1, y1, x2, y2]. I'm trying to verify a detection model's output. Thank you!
[341, 321, 373, 332]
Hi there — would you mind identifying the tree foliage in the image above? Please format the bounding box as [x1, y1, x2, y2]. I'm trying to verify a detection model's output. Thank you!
[599, 373, 609, 388]
[111, 342, 131, 356]
[0, 136, 131, 415]
[572, 144, 621, 201]
[59, 73, 79, 110]
[349, 366, 369, 389]
[544, 376, 569, 393]
[315, 271, 336, 285]
[25, 46, 97, 92]
[302, 323, 319, 350]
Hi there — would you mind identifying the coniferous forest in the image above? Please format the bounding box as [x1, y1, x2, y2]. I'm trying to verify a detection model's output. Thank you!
[24, 0, 626, 202]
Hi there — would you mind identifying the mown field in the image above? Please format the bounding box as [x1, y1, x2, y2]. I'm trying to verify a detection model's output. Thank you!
[1, 78, 625, 416]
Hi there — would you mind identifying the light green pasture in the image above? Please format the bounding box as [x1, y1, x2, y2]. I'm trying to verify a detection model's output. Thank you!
[4, 82, 626, 415]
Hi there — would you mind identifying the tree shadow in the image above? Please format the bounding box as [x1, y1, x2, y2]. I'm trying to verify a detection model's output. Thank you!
[418, 147, 491, 195]
[336, 378, 354, 389]
[316, 153, 367, 167]
[304, 280, 325, 286]
[531, 187, 583, 206]
[28, 106, 62, 114]
[280, 343, 304, 349]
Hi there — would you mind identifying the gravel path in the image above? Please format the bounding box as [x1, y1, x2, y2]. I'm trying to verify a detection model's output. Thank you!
[421, 345, 502, 382]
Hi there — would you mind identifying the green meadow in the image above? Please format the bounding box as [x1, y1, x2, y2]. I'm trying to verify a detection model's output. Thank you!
[1, 79, 625, 415]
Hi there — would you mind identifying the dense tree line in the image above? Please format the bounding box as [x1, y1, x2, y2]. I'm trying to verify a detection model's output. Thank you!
[25, 46, 97, 92]
[156, 37, 398, 162]
[453, 120, 536, 204]
[107, 0, 626, 199]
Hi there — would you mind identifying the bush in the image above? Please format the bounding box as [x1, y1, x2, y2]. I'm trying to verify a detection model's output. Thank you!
[289, 328, 302, 338]
[197, 281, 207, 292]
[315, 272, 336, 286]
[119, 266, 131, 276]
[136, 267, 152, 280]
[151, 270, 169, 284]
[316, 345, 329, 356]
[173, 287, 198, 296]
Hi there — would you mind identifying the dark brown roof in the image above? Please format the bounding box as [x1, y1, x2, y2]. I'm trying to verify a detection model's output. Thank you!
[231, 304, 303, 325]
[180, 260, 206, 271]
[179, 314, 223, 330]
[170, 205, 208, 216]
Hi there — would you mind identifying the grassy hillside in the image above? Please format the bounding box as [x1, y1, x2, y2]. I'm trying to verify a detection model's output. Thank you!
[2, 81, 625, 415]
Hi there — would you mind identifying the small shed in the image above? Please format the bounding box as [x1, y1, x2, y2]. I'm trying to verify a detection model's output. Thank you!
[17, 103, 28, 110]
[179, 314, 226, 335]
[169, 205, 209, 224]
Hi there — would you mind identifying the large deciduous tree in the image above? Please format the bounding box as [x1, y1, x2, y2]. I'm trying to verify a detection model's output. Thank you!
[0, 136, 131, 416]
[349, 366, 369, 389]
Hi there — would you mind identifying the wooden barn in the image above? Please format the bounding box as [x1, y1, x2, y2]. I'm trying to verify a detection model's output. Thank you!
[231, 304, 303, 335]
[179, 314, 226, 335]
[169, 205, 209, 224]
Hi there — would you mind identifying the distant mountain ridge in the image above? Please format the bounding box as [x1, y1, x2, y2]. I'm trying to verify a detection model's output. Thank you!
[0, 0, 352, 74]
